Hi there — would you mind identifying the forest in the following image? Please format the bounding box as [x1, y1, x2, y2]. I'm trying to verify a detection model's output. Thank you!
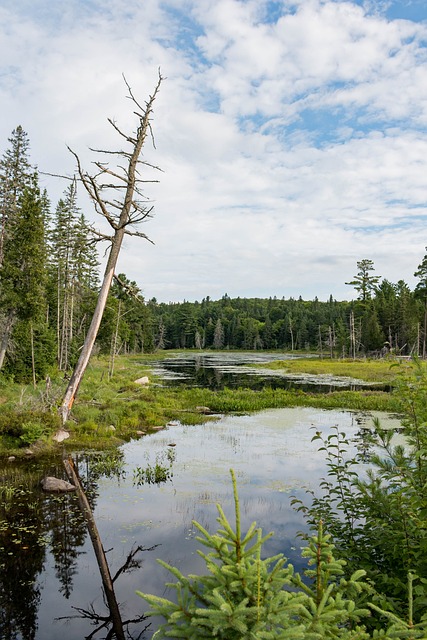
[3, 125, 427, 639]
[1, 125, 427, 385]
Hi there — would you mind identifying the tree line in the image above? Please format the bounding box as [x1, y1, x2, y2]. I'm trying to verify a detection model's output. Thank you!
[2, 125, 427, 385]
[148, 256, 427, 357]
[0, 125, 153, 385]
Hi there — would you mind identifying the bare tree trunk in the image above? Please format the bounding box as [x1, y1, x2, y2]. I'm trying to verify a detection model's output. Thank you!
[0, 309, 15, 370]
[60, 236, 124, 422]
[30, 321, 36, 388]
[109, 300, 121, 381]
[59, 74, 162, 424]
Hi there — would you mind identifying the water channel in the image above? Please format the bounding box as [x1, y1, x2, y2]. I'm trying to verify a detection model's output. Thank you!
[0, 353, 399, 639]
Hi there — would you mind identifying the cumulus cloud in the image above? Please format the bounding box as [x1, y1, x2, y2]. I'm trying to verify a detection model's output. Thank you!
[0, 0, 426, 302]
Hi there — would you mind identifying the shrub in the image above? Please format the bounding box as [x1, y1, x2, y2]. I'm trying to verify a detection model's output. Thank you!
[137, 470, 427, 639]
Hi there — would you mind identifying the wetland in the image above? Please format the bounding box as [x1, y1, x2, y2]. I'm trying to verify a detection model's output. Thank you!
[0, 352, 408, 638]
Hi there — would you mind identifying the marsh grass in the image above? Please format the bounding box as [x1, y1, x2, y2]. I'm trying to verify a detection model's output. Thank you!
[252, 357, 411, 383]
[0, 353, 407, 456]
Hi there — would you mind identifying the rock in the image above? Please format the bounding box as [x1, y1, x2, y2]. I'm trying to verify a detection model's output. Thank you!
[136, 430, 146, 436]
[151, 425, 165, 430]
[107, 425, 116, 431]
[167, 420, 179, 427]
[134, 376, 149, 385]
[195, 406, 212, 414]
[41, 477, 76, 493]
[168, 443, 176, 447]
[52, 429, 70, 443]
[8, 456, 16, 462]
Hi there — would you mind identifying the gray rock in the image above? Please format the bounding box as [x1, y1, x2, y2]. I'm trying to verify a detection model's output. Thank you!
[134, 376, 149, 385]
[195, 406, 212, 414]
[52, 429, 70, 443]
[41, 477, 76, 493]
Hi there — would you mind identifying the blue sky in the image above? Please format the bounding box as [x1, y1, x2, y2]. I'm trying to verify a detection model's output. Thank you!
[1, 0, 427, 302]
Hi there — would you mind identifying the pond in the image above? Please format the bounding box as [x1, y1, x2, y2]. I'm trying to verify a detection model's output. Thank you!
[146, 351, 389, 392]
[0, 402, 401, 640]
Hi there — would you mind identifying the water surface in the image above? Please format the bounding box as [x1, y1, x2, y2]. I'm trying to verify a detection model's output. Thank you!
[0, 406, 401, 639]
[146, 352, 389, 391]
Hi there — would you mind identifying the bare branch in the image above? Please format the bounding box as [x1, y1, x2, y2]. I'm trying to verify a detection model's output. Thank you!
[60, 73, 163, 424]
[39, 170, 75, 182]
[88, 227, 114, 242]
[123, 229, 154, 243]
[107, 117, 137, 144]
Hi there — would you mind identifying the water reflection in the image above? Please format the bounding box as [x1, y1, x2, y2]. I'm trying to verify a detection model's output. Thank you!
[0, 407, 401, 639]
[146, 352, 389, 392]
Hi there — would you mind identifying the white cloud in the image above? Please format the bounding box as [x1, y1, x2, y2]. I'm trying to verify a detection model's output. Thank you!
[0, 0, 426, 302]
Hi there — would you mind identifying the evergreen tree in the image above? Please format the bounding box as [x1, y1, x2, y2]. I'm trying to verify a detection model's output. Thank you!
[0, 126, 33, 267]
[414, 248, 427, 358]
[346, 259, 381, 303]
[0, 176, 49, 375]
[48, 181, 99, 370]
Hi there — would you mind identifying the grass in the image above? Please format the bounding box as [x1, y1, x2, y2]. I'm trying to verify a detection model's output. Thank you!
[252, 356, 407, 383]
[0, 352, 414, 457]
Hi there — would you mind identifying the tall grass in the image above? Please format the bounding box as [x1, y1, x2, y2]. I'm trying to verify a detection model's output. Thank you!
[253, 356, 412, 383]
[0, 354, 405, 456]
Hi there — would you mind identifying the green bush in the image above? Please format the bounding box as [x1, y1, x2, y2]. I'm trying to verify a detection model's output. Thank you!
[19, 420, 47, 445]
[292, 359, 427, 625]
[0, 409, 60, 440]
[137, 471, 427, 639]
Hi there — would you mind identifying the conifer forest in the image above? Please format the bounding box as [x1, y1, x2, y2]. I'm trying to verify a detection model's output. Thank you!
[1, 125, 427, 385]
[4, 124, 427, 640]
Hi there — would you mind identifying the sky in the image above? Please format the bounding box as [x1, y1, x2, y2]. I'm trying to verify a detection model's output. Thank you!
[1, 0, 427, 303]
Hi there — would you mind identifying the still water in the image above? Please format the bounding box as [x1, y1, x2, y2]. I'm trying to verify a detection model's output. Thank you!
[0, 404, 401, 640]
[146, 352, 389, 392]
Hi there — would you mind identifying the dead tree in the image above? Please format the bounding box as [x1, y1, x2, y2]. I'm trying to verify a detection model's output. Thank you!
[59, 73, 163, 425]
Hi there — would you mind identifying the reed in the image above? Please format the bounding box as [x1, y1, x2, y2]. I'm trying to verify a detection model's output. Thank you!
[0, 353, 405, 456]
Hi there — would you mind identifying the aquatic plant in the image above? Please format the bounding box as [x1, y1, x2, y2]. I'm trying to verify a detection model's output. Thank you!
[133, 449, 175, 486]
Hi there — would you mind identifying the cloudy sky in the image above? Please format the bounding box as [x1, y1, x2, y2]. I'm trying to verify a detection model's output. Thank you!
[1, 0, 427, 303]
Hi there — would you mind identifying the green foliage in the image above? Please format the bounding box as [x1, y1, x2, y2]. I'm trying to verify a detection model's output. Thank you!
[346, 259, 381, 303]
[293, 359, 427, 625]
[137, 470, 427, 639]
[133, 448, 175, 485]
[0, 409, 60, 442]
[3, 319, 57, 382]
[19, 420, 48, 445]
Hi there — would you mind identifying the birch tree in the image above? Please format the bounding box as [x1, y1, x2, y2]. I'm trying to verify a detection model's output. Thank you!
[59, 74, 163, 424]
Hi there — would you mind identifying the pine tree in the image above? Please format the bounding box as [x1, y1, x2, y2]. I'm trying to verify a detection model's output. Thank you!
[137, 471, 405, 639]
[0, 126, 33, 267]
[0, 175, 49, 374]
[48, 181, 99, 370]
[0, 127, 35, 370]
[414, 248, 427, 358]
[346, 259, 381, 303]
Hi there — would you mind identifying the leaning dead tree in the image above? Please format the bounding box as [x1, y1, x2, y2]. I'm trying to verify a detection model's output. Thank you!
[59, 73, 163, 425]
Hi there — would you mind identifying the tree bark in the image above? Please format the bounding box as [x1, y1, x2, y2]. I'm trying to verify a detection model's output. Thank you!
[59, 74, 162, 424]
[0, 309, 15, 370]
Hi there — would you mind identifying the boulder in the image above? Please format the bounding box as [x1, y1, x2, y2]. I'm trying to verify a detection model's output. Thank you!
[195, 406, 212, 414]
[41, 477, 76, 493]
[134, 376, 149, 385]
[52, 429, 70, 443]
